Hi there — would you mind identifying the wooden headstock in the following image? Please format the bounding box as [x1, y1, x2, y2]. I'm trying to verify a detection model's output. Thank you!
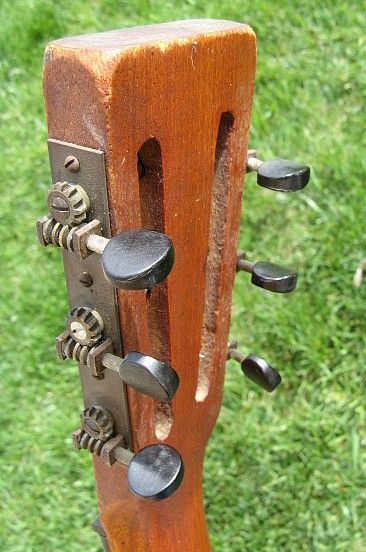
[40, 19, 257, 551]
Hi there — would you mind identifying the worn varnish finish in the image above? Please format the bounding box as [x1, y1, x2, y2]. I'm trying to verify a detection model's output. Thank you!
[43, 20, 256, 552]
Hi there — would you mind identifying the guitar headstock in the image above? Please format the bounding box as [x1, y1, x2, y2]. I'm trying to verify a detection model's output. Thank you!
[38, 19, 309, 551]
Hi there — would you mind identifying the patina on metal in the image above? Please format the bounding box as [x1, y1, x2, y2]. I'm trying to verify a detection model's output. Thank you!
[47, 139, 132, 448]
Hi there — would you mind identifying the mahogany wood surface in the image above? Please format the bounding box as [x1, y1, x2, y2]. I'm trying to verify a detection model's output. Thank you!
[43, 20, 256, 551]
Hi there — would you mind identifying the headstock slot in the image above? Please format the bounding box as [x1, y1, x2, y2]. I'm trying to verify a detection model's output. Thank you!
[137, 137, 174, 440]
[196, 111, 235, 402]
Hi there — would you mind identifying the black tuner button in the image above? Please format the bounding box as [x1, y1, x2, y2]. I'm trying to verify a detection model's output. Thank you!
[252, 261, 297, 293]
[101, 229, 174, 289]
[237, 253, 297, 294]
[118, 352, 179, 401]
[127, 444, 184, 501]
[227, 342, 281, 392]
[247, 155, 310, 192]
[241, 354, 281, 392]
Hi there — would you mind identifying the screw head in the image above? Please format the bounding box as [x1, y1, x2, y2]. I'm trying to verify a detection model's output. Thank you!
[47, 182, 89, 226]
[79, 272, 93, 287]
[64, 155, 80, 172]
[50, 196, 70, 221]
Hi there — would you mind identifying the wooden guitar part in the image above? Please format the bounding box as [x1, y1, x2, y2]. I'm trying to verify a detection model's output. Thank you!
[42, 19, 256, 551]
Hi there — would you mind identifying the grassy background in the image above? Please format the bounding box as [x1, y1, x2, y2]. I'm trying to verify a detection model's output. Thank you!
[1, 0, 365, 550]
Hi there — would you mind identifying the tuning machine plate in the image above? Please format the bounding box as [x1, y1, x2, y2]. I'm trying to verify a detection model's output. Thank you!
[47, 139, 132, 448]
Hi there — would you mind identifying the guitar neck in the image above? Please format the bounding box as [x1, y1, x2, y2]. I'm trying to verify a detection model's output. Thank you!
[42, 19, 256, 551]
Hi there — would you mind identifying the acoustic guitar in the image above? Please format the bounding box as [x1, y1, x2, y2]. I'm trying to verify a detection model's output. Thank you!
[36, 19, 310, 551]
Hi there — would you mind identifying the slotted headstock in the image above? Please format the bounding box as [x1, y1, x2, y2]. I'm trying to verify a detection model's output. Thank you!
[38, 18, 306, 552]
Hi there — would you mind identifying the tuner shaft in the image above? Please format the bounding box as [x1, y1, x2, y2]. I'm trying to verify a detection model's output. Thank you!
[113, 446, 135, 465]
[236, 256, 254, 274]
[101, 351, 179, 402]
[246, 156, 263, 173]
[86, 233, 109, 254]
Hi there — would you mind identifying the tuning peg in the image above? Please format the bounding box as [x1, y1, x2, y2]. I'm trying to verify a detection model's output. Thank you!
[124, 444, 184, 501]
[74, 406, 184, 501]
[227, 342, 281, 392]
[236, 252, 297, 293]
[85, 228, 174, 290]
[97, 348, 179, 402]
[57, 310, 179, 401]
[246, 151, 310, 192]
[37, 182, 174, 290]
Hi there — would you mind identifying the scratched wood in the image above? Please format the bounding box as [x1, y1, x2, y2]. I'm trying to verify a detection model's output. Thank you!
[43, 19, 256, 552]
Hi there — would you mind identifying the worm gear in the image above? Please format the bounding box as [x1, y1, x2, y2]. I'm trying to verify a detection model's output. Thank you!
[81, 406, 115, 441]
[47, 181, 90, 226]
[56, 331, 90, 364]
[67, 306, 104, 346]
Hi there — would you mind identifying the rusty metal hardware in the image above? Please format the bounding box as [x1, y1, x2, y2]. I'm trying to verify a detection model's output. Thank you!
[74, 407, 184, 501]
[37, 139, 181, 501]
[47, 181, 90, 225]
[39, 139, 131, 448]
[37, 213, 174, 289]
[81, 406, 115, 441]
[64, 155, 80, 173]
[227, 341, 281, 392]
[67, 306, 104, 346]
[57, 314, 179, 401]
[246, 151, 310, 192]
[37, 141, 174, 291]
[236, 251, 298, 294]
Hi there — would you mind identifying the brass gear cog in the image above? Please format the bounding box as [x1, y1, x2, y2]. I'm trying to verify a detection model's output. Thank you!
[47, 181, 90, 226]
[81, 406, 114, 441]
[67, 306, 104, 346]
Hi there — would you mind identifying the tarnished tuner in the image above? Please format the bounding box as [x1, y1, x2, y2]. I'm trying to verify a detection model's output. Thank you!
[56, 307, 179, 402]
[81, 405, 114, 441]
[227, 341, 281, 392]
[37, 208, 175, 290]
[48, 181, 90, 225]
[66, 306, 104, 346]
[73, 406, 184, 501]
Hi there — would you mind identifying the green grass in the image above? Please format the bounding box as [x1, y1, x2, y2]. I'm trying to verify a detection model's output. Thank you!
[1, 0, 365, 550]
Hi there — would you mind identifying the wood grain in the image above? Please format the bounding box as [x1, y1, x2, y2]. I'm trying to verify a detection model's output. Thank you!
[43, 19, 256, 551]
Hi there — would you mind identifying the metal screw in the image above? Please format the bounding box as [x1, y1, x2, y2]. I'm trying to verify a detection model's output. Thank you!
[64, 155, 80, 172]
[79, 272, 93, 287]
[50, 196, 70, 220]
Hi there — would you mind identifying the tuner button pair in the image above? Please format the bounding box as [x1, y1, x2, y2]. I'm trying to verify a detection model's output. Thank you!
[241, 150, 309, 293]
